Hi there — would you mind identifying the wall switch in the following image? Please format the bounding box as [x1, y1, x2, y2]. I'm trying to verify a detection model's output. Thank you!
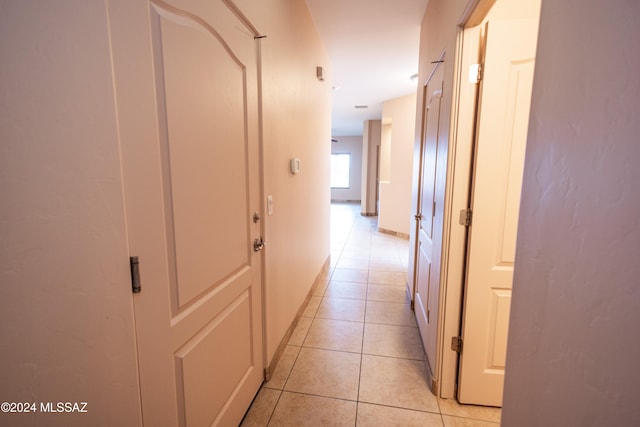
[267, 195, 273, 215]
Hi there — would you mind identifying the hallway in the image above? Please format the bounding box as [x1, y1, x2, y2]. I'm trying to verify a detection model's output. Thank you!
[242, 203, 501, 426]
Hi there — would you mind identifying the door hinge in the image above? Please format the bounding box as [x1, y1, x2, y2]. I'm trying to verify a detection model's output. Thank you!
[469, 63, 482, 84]
[459, 208, 472, 227]
[451, 336, 463, 353]
[130, 256, 141, 294]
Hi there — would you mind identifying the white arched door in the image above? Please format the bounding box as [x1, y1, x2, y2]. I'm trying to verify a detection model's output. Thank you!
[109, 1, 264, 425]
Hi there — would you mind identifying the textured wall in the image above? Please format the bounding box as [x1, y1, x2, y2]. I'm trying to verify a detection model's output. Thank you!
[0, 2, 142, 426]
[502, 0, 640, 425]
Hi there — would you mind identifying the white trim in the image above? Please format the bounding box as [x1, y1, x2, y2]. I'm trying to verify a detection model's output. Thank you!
[221, 0, 263, 37]
[457, 0, 497, 28]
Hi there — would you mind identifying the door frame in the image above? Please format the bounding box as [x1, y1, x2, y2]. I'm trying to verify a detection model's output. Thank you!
[217, 0, 269, 377]
[435, 0, 496, 399]
[209, 2, 269, 375]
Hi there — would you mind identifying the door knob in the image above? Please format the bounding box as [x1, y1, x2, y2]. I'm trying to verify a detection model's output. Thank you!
[253, 237, 265, 252]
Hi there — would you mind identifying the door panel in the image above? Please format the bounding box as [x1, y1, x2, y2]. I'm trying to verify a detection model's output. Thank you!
[414, 61, 444, 376]
[457, 18, 538, 406]
[108, 1, 264, 426]
[176, 290, 252, 425]
[152, 7, 249, 308]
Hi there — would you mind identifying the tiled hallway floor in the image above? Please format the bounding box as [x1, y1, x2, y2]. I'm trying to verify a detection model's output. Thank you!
[242, 203, 501, 426]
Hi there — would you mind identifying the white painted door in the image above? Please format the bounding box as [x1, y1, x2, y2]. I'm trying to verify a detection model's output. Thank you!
[108, 1, 264, 425]
[414, 60, 445, 378]
[457, 19, 538, 406]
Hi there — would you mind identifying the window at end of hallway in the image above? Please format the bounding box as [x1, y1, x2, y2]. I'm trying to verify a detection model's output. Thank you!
[330, 153, 350, 189]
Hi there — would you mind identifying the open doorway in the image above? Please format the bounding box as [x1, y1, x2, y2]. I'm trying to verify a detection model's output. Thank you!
[330, 136, 363, 203]
[456, 16, 539, 406]
[411, 0, 542, 407]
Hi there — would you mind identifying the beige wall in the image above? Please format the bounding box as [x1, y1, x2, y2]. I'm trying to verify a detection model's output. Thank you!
[361, 120, 381, 215]
[503, 0, 640, 425]
[237, 0, 332, 363]
[484, 0, 540, 20]
[379, 93, 417, 236]
[0, 3, 142, 426]
[379, 123, 392, 182]
[0, 0, 330, 424]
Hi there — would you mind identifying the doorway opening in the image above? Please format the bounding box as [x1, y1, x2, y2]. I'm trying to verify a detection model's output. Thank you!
[411, 0, 542, 407]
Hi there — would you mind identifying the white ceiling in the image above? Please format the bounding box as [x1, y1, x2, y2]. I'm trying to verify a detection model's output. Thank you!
[305, 0, 428, 137]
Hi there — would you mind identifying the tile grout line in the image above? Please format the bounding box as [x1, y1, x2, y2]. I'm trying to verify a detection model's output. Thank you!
[354, 207, 373, 426]
[264, 389, 282, 427]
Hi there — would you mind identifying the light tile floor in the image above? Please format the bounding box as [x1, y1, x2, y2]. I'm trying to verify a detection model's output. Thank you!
[242, 203, 501, 426]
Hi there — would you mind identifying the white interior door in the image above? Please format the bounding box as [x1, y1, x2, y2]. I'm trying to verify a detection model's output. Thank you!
[457, 18, 538, 406]
[414, 60, 445, 379]
[109, 0, 264, 425]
